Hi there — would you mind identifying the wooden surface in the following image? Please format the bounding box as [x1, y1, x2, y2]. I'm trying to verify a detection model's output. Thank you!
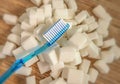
[0, 0, 120, 84]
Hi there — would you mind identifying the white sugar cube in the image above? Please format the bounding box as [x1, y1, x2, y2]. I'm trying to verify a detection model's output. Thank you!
[64, 65, 77, 69]
[80, 48, 88, 57]
[93, 5, 112, 22]
[27, 9, 37, 27]
[94, 35, 103, 47]
[37, 61, 50, 74]
[21, 19, 34, 31]
[67, 0, 78, 12]
[33, 24, 46, 42]
[88, 68, 99, 83]
[59, 46, 76, 63]
[61, 67, 69, 79]
[77, 24, 88, 32]
[94, 60, 110, 74]
[87, 32, 99, 40]
[7, 33, 20, 45]
[18, 13, 28, 23]
[0, 45, 6, 59]
[66, 26, 82, 38]
[49, 78, 66, 84]
[50, 70, 61, 79]
[102, 39, 116, 48]
[54, 9, 74, 19]
[43, 0, 50, 4]
[88, 22, 99, 32]
[45, 18, 53, 26]
[96, 19, 110, 37]
[67, 69, 85, 84]
[21, 31, 32, 42]
[69, 33, 88, 50]
[83, 74, 89, 84]
[26, 76, 36, 84]
[110, 45, 120, 60]
[11, 24, 21, 35]
[75, 10, 88, 24]
[101, 51, 114, 63]
[65, 19, 77, 26]
[70, 51, 82, 65]
[79, 59, 91, 73]
[30, 0, 41, 6]
[44, 4, 52, 18]
[15, 66, 32, 76]
[2, 41, 16, 56]
[50, 61, 64, 72]
[3, 14, 18, 25]
[38, 54, 45, 62]
[36, 8, 45, 24]
[25, 56, 38, 67]
[12, 47, 25, 59]
[43, 50, 58, 65]
[52, 0, 64, 9]
[26, 7, 38, 12]
[21, 36, 39, 50]
[84, 16, 95, 25]
[87, 41, 100, 59]
[40, 76, 52, 84]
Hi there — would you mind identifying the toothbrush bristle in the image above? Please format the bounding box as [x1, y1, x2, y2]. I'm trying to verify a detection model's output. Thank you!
[43, 19, 70, 45]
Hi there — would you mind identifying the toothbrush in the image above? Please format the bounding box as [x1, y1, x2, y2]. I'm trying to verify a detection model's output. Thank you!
[0, 19, 71, 84]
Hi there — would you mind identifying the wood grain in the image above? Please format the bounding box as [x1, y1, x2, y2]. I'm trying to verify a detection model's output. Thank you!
[0, 0, 120, 84]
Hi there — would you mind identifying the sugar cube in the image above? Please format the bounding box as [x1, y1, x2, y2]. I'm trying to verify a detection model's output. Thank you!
[37, 61, 50, 74]
[93, 5, 112, 22]
[67, 0, 78, 12]
[36, 8, 45, 24]
[21, 36, 39, 50]
[43, 50, 58, 65]
[3, 14, 18, 25]
[67, 69, 85, 84]
[94, 60, 110, 74]
[88, 68, 99, 83]
[40, 76, 52, 84]
[52, 0, 64, 9]
[44, 4, 52, 18]
[21, 31, 32, 42]
[11, 24, 21, 35]
[25, 56, 38, 67]
[84, 16, 95, 25]
[0, 45, 6, 59]
[59, 46, 76, 63]
[15, 66, 32, 76]
[101, 51, 115, 63]
[75, 10, 88, 24]
[26, 76, 36, 84]
[49, 78, 66, 84]
[87, 41, 100, 59]
[69, 33, 88, 50]
[30, 0, 41, 6]
[79, 59, 91, 73]
[2, 41, 16, 56]
[7, 33, 20, 45]
[102, 38, 116, 48]
[110, 45, 120, 60]
[80, 48, 88, 57]
[88, 22, 99, 32]
[12, 47, 25, 59]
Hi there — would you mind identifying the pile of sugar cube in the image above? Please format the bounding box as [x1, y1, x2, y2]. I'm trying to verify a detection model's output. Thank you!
[0, 0, 120, 84]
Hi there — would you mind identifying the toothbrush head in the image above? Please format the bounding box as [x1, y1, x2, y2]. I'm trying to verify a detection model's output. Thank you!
[43, 19, 71, 45]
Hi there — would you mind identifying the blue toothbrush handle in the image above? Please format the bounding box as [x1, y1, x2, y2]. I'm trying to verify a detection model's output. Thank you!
[0, 59, 24, 84]
[0, 42, 50, 84]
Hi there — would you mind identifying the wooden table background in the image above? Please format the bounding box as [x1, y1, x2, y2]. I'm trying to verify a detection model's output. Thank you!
[0, 0, 120, 84]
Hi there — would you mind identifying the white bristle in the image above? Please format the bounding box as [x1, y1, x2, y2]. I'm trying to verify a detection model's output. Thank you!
[43, 19, 68, 43]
